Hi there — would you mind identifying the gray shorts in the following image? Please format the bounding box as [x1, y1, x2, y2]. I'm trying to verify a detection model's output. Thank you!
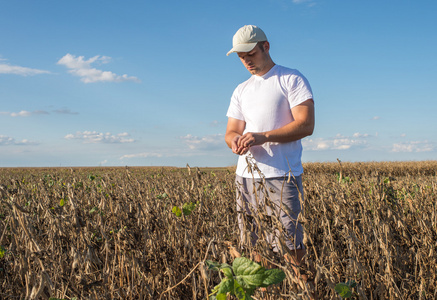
[236, 175, 304, 251]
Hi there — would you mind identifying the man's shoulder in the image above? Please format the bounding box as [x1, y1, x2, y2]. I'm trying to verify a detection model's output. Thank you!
[234, 75, 255, 91]
[274, 65, 303, 77]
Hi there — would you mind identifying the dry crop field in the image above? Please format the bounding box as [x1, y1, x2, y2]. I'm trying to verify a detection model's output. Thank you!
[0, 161, 436, 299]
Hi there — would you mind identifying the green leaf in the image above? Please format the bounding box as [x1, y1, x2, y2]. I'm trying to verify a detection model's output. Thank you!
[244, 290, 255, 300]
[235, 273, 265, 290]
[335, 282, 352, 298]
[182, 202, 197, 215]
[233, 257, 265, 276]
[260, 269, 286, 287]
[211, 278, 233, 300]
[220, 263, 232, 272]
[221, 266, 233, 278]
[216, 294, 227, 300]
[157, 193, 168, 199]
[233, 280, 247, 299]
[172, 206, 182, 217]
[345, 280, 357, 288]
[0, 245, 6, 259]
[59, 198, 65, 207]
[205, 260, 222, 271]
[233, 257, 265, 289]
[218, 278, 233, 295]
[208, 257, 282, 300]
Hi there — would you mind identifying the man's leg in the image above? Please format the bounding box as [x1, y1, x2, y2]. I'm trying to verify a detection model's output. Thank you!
[235, 175, 259, 248]
[265, 176, 308, 275]
[265, 176, 304, 252]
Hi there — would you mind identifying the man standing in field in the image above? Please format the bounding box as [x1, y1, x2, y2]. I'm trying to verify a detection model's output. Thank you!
[225, 25, 315, 280]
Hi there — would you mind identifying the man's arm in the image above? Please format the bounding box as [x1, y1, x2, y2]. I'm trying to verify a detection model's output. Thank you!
[225, 117, 249, 155]
[237, 99, 314, 148]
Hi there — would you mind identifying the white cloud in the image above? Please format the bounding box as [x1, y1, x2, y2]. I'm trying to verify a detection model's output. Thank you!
[1, 109, 78, 116]
[0, 61, 50, 76]
[210, 120, 220, 127]
[0, 135, 14, 145]
[65, 131, 135, 144]
[352, 132, 369, 138]
[57, 54, 140, 83]
[14, 139, 38, 145]
[0, 135, 38, 146]
[120, 152, 163, 159]
[11, 110, 32, 117]
[120, 133, 227, 161]
[180, 133, 225, 150]
[372, 116, 380, 120]
[54, 108, 79, 115]
[12, 110, 49, 117]
[0, 110, 50, 117]
[391, 141, 434, 153]
[303, 133, 370, 151]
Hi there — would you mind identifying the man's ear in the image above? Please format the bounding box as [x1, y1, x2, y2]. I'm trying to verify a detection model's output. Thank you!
[263, 41, 270, 53]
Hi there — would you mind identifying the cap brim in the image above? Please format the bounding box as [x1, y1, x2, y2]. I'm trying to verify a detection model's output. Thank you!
[226, 42, 258, 56]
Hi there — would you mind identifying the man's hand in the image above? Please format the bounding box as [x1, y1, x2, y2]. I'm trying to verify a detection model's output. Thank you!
[226, 117, 249, 155]
[226, 118, 268, 155]
[231, 135, 250, 155]
[237, 132, 267, 149]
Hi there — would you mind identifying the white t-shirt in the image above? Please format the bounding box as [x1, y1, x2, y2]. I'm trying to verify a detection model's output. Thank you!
[226, 64, 313, 178]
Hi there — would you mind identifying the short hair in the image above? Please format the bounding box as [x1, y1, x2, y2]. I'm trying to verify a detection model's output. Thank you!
[257, 41, 267, 52]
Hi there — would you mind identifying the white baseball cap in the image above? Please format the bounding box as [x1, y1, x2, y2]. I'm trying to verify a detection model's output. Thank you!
[226, 25, 268, 56]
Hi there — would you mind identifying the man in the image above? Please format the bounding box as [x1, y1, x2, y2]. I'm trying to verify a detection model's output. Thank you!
[225, 25, 315, 276]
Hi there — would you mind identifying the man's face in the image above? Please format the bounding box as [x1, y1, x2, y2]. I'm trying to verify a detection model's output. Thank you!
[237, 42, 270, 76]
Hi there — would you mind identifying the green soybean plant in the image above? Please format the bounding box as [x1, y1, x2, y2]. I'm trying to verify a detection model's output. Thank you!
[206, 256, 285, 300]
[0, 245, 7, 259]
[335, 280, 357, 299]
[172, 201, 199, 217]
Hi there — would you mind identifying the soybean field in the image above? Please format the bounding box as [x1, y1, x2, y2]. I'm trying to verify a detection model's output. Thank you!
[0, 161, 436, 299]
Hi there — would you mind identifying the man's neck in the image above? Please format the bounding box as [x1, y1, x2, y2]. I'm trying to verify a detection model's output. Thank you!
[255, 61, 275, 76]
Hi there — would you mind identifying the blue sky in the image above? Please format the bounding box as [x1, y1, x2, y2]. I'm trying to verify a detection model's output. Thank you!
[1, 0, 436, 167]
